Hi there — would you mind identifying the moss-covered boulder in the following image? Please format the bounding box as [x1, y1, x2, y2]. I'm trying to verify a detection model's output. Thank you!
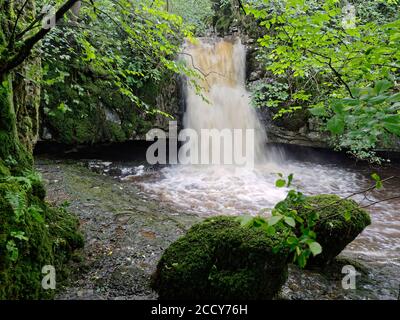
[0, 172, 83, 299]
[294, 194, 371, 267]
[151, 216, 289, 300]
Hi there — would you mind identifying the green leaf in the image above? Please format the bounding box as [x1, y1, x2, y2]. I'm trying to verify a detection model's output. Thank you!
[374, 80, 393, 95]
[309, 242, 322, 256]
[236, 215, 254, 227]
[266, 225, 276, 235]
[6, 240, 18, 262]
[297, 251, 307, 269]
[332, 103, 345, 115]
[383, 122, 400, 136]
[307, 230, 316, 239]
[388, 93, 400, 103]
[309, 104, 326, 116]
[28, 205, 44, 223]
[267, 215, 283, 226]
[252, 217, 266, 228]
[284, 216, 296, 228]
[275, 179, 286, 188]
[10, 231, 28, 241]
[286, 236, 298, 245]
[371, 173, 383, 189]
[371, 173, 381, 181]
[287, 173, 294, 187]
[327, 116, 345, 135]
[369, 95, 389, 105]
[335, 98, 359, 107]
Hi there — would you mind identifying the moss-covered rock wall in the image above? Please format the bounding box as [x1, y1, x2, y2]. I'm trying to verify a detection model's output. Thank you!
[40, 67, 182, 145]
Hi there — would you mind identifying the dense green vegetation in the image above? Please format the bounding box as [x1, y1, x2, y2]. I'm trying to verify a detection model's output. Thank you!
[0, 0, 398, 299]
[0, 163, 83, 299]
[246, 0, 400, 161]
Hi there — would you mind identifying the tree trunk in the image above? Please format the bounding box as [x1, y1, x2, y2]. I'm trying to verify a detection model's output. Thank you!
[0, 72, 33, 172]
[0, 0, 33, 172]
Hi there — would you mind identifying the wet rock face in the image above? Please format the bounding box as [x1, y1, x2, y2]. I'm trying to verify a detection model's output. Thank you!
[152, 216, 289, 300]
[39, 69, 183, 144]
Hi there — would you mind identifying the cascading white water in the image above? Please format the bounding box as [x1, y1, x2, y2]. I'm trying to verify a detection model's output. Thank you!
[182, 37, 282, 164]
[139, 37, 289, 214]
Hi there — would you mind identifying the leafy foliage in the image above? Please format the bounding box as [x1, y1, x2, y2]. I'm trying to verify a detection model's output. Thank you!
[250, 81, 289, 108]
[246, 0, 400, 161]
[0, 167, 83, 299]
[311, 80, 400, 162]
[38, 0, 196, 114]
[237, 174, 322, 268]
[168, 0, 214, 35]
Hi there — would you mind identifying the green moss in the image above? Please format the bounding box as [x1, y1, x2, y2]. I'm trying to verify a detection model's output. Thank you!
[152, 216, 289, 300]
[41, 69, 156, 144]
[0, 161, 10, 177]
[0, 76, 33, 173]
[30, 179, 46, 201]
[0, 171, 83, 299]
[294, 194, 371, 266]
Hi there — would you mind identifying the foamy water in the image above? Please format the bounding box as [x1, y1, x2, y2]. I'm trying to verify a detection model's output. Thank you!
[137, 160, 399, 268]
[138, 160, 364, 216]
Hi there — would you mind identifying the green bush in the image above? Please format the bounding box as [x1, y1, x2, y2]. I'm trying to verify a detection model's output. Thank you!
[152, 216, 289, 300]
[0, 172, 83, 299]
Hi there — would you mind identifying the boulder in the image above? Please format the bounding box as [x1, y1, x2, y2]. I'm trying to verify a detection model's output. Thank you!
[151, 216, 289, 300]
[294, 194, 371, 267]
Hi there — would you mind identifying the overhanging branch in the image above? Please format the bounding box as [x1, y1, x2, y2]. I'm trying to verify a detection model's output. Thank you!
[0, 0, 81, 76]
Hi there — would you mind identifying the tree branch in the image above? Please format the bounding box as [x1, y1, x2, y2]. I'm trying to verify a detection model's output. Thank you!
[237, 0, 247, 14]
[361, 195, 400, 208]
[8, 0, 30, 49]
[313, 175, 399, 223]
[0, 0, 81, 77]
[305, 49, 355, 98]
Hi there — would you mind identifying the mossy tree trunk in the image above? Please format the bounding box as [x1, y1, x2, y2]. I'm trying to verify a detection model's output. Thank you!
[0, 1, 33, 172]
[0, 73, 32, 171]
[0, 0, 80, 169]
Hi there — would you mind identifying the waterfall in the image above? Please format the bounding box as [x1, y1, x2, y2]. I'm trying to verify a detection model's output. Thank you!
[182, 37, 282, 165]
[139, 37, 288, 215]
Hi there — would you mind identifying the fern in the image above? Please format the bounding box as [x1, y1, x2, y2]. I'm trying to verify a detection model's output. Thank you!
[5, 176, 32, 191]
[5, 191, 27, 222]
[22, 170, 42, 184]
